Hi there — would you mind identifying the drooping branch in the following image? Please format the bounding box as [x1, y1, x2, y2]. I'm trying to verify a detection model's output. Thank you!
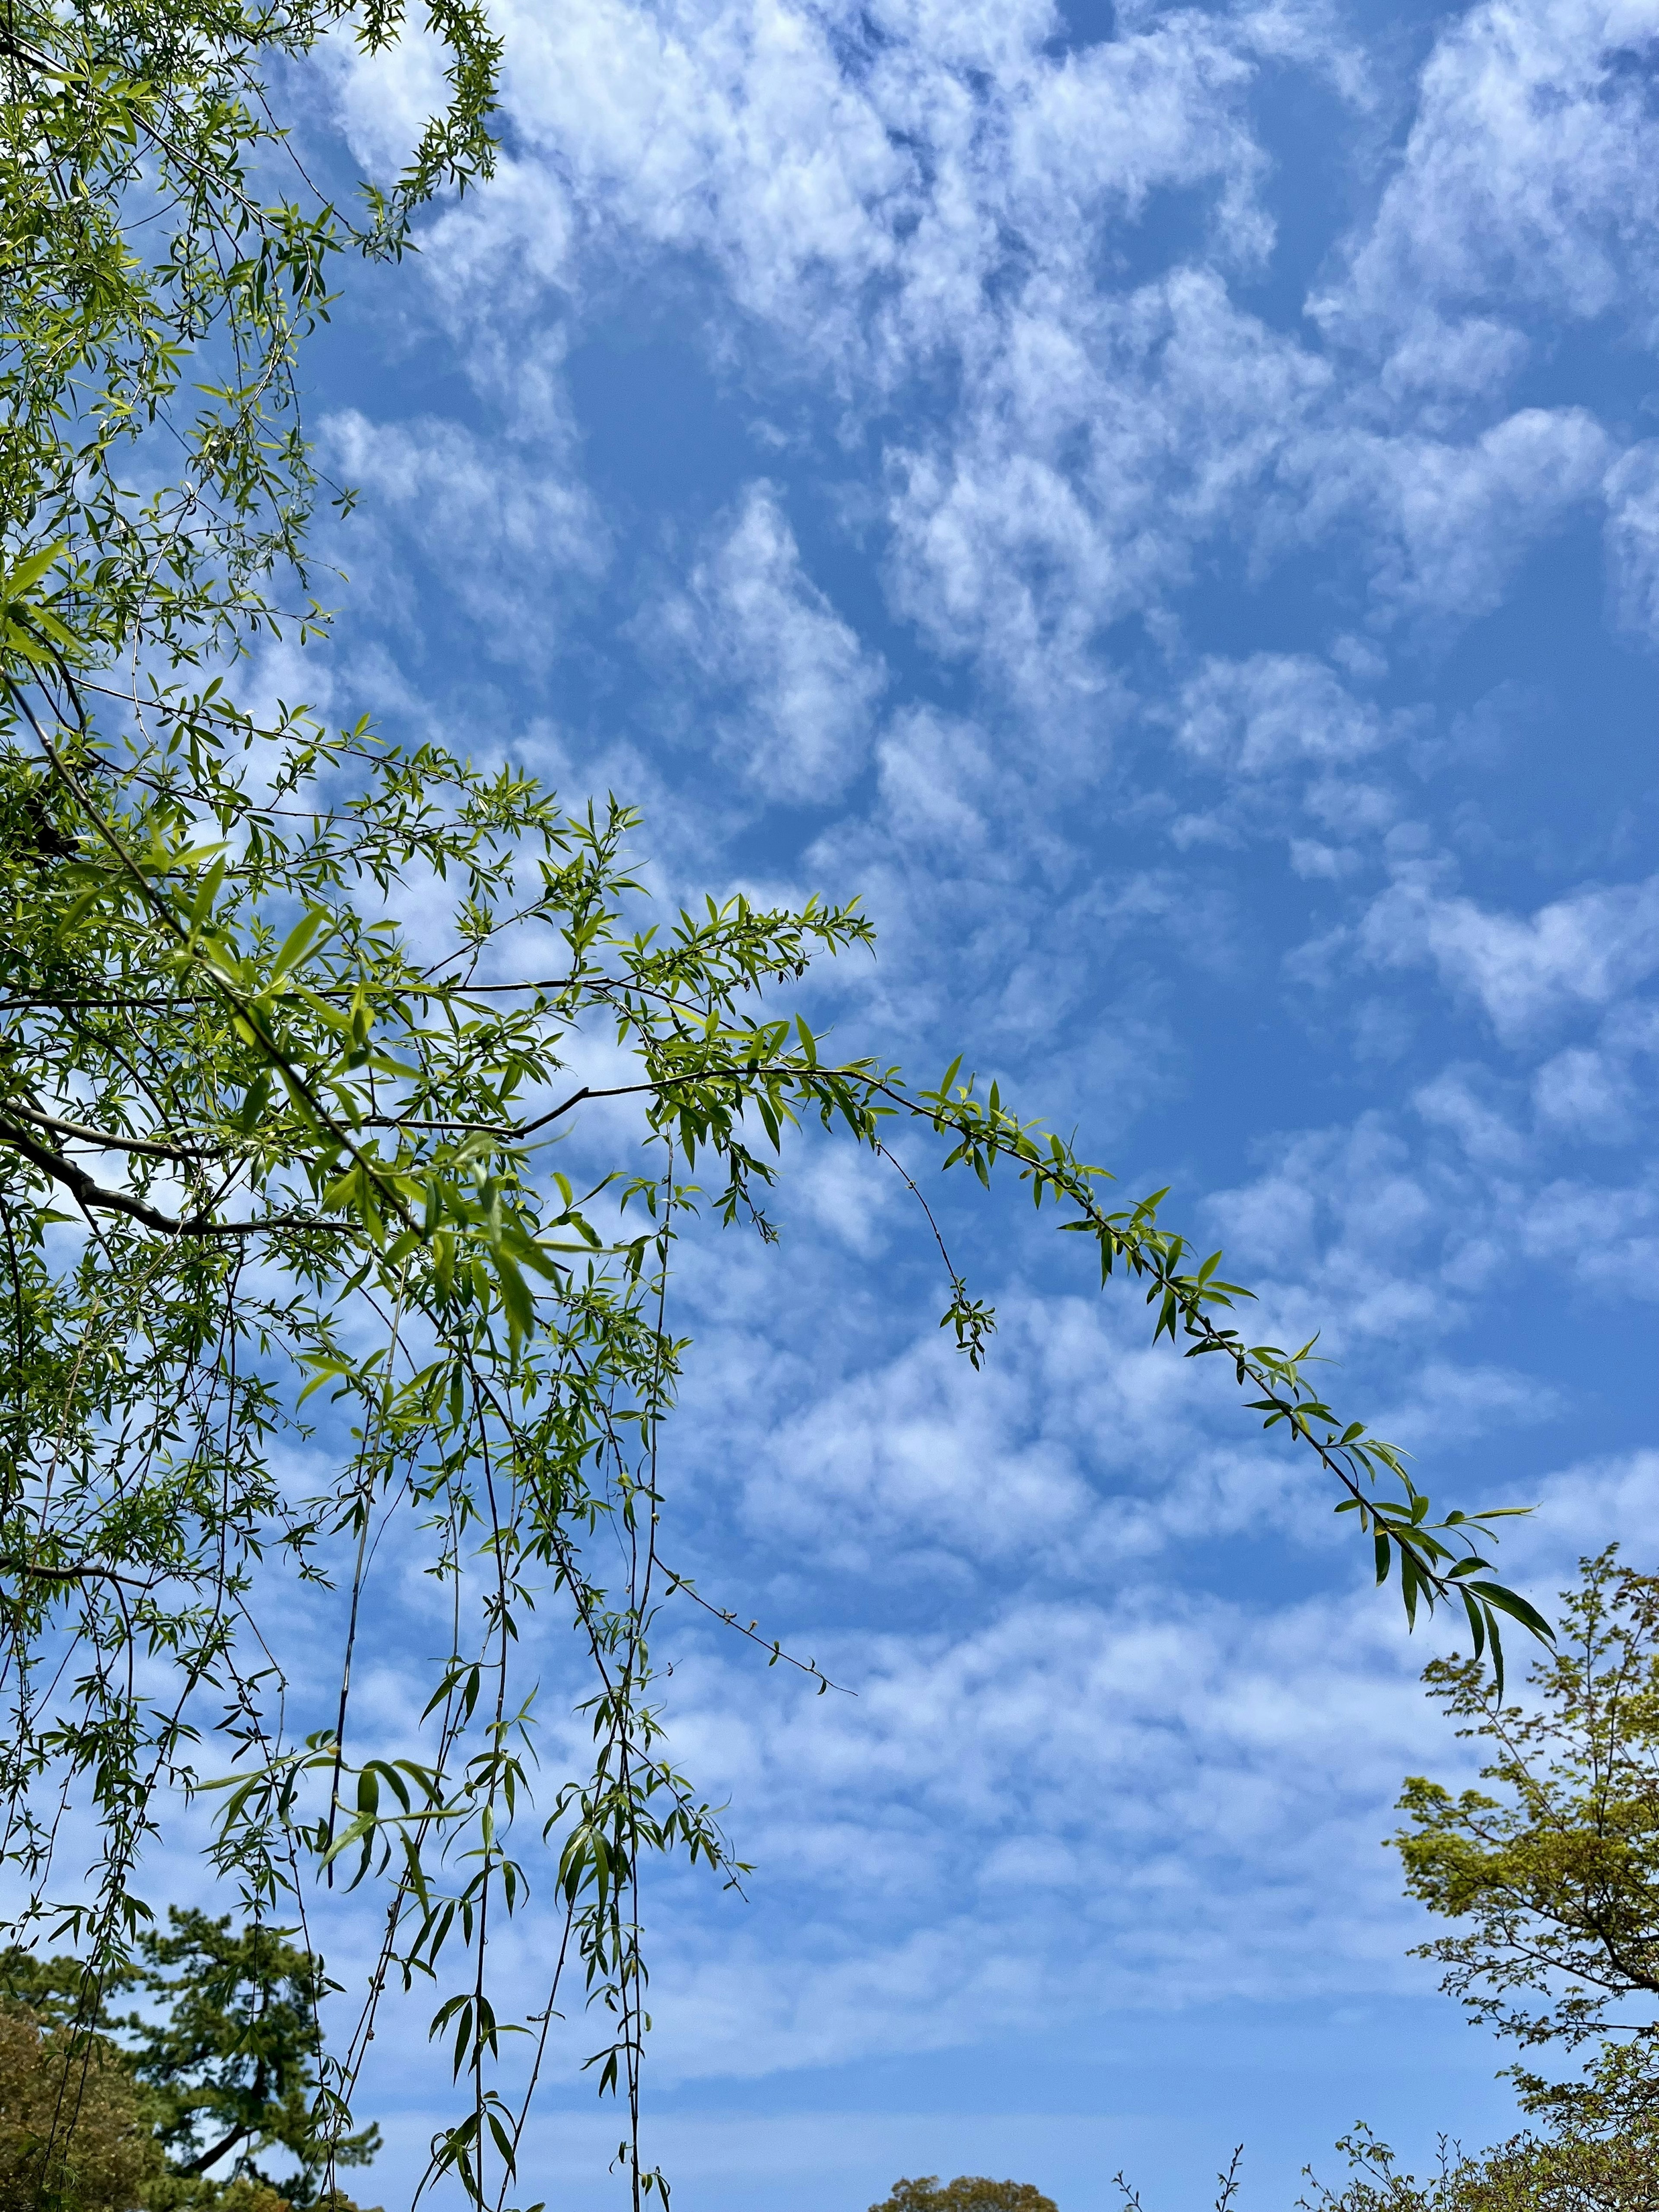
[0, 1555, 159, 1593]
[0, 1093, 214, 1164]
[0, 1112, 335, 1237]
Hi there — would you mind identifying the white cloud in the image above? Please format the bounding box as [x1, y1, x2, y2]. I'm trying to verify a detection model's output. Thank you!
[1290, 837, 1363, 880]
[1313, 0, 1659, 373]
[780, 1143, 898, 1256]
[1414, 1064, 1526, 1168]
[669, 1195, 1572, 1605]
[869, 707, 1001, 860]
[1519, 1166, 1659, 1297]
[318, 0, 1629, 729]
[1605, 439, 1659, 644]
[683, 1290, 1308, 1583]
[1355, 863, 1659, 1045]
[652, 482, 885, 800]
[445, 0, 1286, 381]
[884, 269, 1330, 704]
[1518, 1448, 1659, 1564]
[626, 1586, 1443, 2077]
[1202, 1115, 1468, 1345]
[1286, 407, 1610, 626]
[584, 1433, 1652, 2081]
[1367, 1356, 1559, 1447]
[1171, 653, 1397, 774]
[323, 408, 607, 656]
[1532, 1043, 1638, 1138]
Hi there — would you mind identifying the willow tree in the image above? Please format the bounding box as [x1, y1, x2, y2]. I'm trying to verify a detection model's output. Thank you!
[0, 2, 1549, 2206]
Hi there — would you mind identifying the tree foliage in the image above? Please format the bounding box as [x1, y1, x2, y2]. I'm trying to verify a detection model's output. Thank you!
[1298, 2117, 1659, 2212]
[1, 1913, 375, 2212]
[123, 1912, 377, 2206]
[871, 2180, 1058, 2212]
[1210, 1560, 1659, 2212]
[0, 0, 1554, 2203]
[0, 2006, 160, 2212]
[1395, 1549, 1659, 2117]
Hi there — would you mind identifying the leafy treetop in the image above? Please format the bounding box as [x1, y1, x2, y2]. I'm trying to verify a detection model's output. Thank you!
[1298, 2116, 1659, 2212]
[1395, 1547, 1659, 2119]
[871, 2180, 1059, 2212]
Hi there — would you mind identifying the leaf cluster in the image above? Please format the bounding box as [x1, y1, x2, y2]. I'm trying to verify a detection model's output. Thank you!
[0, 1914, 376, 2212]
[0, 2004, 162, 2212]
[870, 2180, 1058, 2212]
[1, 0, 499, 697]
[1394, 1549, 1659, 2094]
[1298, 2116, 1659, 2212]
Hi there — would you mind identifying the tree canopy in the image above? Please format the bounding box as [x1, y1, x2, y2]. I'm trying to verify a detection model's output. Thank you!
[1395, 1548, 1659, 2117]
[0, 1912, 371, 2211]
[1299, 2117, 1659, 2212]
[871, 2179, 1058, 2212]
[1328, 1549, 1659, 2212]
[121, 1912, 377, 2205]
[1124, 1554, 1659, 2212]
[0, 2006, 160, 2212]
[0, 0, 1554, 2203]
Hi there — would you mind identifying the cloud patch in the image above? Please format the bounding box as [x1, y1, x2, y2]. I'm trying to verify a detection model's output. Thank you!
[652, 483, 885, 801]
[1356, 864, 1659, 1045]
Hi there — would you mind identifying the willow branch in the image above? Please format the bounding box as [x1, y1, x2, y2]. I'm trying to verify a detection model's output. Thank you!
[0, 1113, 338, 1237]
[0, 1094, 213, 1164]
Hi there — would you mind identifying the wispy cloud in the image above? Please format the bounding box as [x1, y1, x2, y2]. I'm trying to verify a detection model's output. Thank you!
[286, 0, 1659, 2169]
[1356, 864, 1659, 1045]
[648, 482, 886, 800]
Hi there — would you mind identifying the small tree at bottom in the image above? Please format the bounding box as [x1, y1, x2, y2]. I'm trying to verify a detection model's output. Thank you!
[871, 2179, 1059, 2212]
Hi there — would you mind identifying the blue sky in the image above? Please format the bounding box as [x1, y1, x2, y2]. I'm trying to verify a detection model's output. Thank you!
[258, 0, 1659, 2201]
